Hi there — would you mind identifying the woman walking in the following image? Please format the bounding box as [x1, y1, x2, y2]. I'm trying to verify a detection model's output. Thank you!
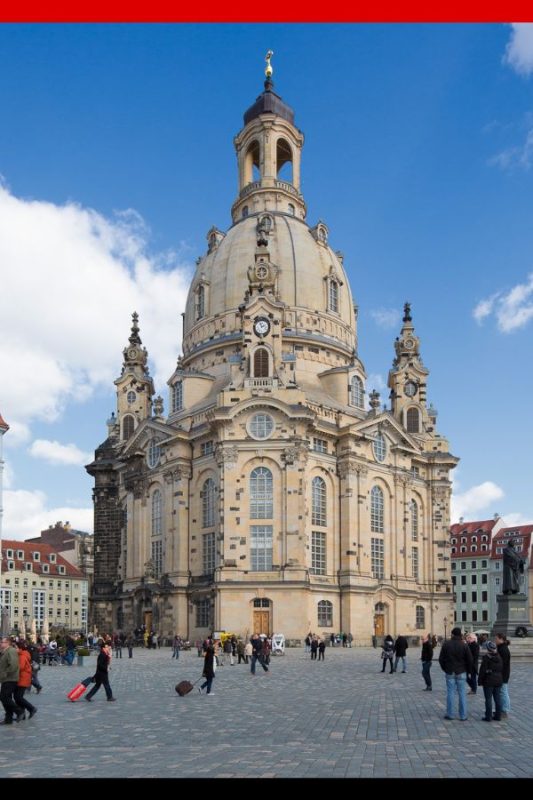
[85, 643, 116, 702]
[14, 641, 37, 719]
[198, 642, 216, 695]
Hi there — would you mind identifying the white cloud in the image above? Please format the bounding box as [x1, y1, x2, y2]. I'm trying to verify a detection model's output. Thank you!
[0, 181, 192, 440]
[473, 273, 533, 332]
[489, 128, 533, 171]
[3, 488, 93, 540]
[502, 512, 531, 526]
[2, 421, 31, 447]
[369, 308, 401, 329]
[451, 480, 504, 523]
[503, 23, 533, 76]
[28, 439, 92, 467]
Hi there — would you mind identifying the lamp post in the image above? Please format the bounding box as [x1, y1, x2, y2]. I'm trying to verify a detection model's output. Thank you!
[443, 616, 448, 640]
[0, 413, 9, 637]
[23, 611, 30, 640]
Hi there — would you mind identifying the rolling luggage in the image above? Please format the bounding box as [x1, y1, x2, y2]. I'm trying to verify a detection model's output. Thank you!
[67, 675, 94, 702]
[175, 678, 201, 696]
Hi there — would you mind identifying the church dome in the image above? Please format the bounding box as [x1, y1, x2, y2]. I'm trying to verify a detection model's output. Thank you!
[182, 213, 357, 361]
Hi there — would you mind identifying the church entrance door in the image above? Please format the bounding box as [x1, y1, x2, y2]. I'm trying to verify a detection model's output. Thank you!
[253, 610, 270, 635]
[144, 611, 153, 631]
[374, 614, 384, 637]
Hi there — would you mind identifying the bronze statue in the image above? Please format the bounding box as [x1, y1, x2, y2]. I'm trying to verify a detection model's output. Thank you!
[502, 539, 525, 594]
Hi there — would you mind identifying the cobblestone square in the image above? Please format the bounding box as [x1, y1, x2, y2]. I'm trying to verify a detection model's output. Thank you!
[1, 646, 532, 778]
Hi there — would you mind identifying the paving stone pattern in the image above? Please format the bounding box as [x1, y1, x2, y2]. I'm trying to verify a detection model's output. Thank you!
[0, 646, 531, 778]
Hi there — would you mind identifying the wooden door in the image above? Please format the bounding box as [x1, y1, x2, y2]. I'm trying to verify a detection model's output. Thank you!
[253, 610, 270, 635]
[144, 611, 153, 631]
[374, 614, 384, 637]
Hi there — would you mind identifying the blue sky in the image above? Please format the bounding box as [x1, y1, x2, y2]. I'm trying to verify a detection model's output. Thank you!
[1, 23, 533, 538]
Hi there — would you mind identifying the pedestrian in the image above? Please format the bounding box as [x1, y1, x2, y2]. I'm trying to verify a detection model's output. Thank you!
[394, 634, 409, 673]
[466, 633, 480, 695]
[495, 633, 511, 718]
[172, 634, 180, 659]
[420, 633, 434, 690]
[318, 639, 326, 661]
[244, 639, 253, 664]
[0, 636, 25, 724]
[310, 636, 318, 660]
[198, 642, 216, 695]
[438, 627, 473, 721]
[14, 641, 37, 719]
[237, 639, 246, 664]
[381, 635, 395, 673]
[250, 633, 269, 675]
[478, 641, 503, 721]
[85, 643, 116, 702]
[126, 634, 134, 659]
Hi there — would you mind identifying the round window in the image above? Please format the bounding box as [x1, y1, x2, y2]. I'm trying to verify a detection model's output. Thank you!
[127, 390, 136, 404]
[147, 439, 161, 469]
[248, 413, 274, 440]
[373, 432, 387, 463]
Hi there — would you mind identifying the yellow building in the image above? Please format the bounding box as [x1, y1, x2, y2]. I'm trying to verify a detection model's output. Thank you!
[0, 539, 88, 635]
[88, 64, 457, 643]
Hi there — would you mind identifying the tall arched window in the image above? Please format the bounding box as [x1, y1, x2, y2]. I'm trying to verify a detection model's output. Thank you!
[416, 605, 425, 629]
[312, 477, 327, 526]
[152, 490, 162, 537]
[276, 138, 293, 182]
[171, 381, 183, 413]
[196, 285, 205, 320]
[202, 478, 216, 529]
[250, 467, 273, 519]
[371, 485, 384, 533]
[406, 407, 420, 433]
[122, 415, 134, 440]
[350, 376, 364, 408]
[317, 600, 333, 627]
[329, 280, 339, 313]
[253, 348, 269, 378]
[411, 499, 419, 541]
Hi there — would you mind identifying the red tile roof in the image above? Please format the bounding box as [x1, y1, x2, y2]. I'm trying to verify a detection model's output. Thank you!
[450, 519, 499, 536]
[450, 519, 496, 558]
[1, 539, 84, 578]
[491, 527, 533, 562]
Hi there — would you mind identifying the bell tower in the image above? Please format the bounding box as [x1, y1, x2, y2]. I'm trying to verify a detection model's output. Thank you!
[114, 312, 154, 441]
[388, 303, 433, 437]
[232, 51, 306, 222]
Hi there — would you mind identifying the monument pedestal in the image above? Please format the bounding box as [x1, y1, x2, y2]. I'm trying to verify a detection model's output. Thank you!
[492, 593, 533, 638]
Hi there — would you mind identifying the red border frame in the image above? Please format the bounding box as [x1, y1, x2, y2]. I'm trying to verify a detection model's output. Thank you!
[1, 2, 533, 24]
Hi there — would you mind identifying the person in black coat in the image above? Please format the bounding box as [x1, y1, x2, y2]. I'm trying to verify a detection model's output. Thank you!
[478, 641, 503, 721]
[85, 643, 116, 702]
[199, 643, 216, 695]
[495, 633, 511, 717]
[438, 627, 473, 721]
[420, 633, 434, 690]
[394, 635, 409, 673]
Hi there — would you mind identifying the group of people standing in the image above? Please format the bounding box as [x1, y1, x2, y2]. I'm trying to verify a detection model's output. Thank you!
[380, 634, 411, 674]
[0, 637, 38, 725]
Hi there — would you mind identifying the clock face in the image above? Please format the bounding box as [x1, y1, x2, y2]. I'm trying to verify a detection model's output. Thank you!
[128, 348, 138, 359]
[255, 265, 268, 280]
[254, 318, 270, 337]
[404, 381, 417, 397]
[404, 338, 414, 350]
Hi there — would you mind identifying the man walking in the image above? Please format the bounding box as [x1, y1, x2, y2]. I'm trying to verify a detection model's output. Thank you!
[0, 637, 24, 724]
[438, 627, 473, 721]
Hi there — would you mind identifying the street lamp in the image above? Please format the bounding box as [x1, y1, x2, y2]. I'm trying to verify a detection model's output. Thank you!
[23, 610, 30, 638]
[443, 616, 448, 640]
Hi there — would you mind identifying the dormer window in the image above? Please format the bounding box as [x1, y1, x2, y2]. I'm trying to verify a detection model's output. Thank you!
[471, 536, 477, 544]
[42, 564, 49, 573]
[33, 552, 40, 562]
[6, 549, 13, 559]
[58, 565, 65, 575]
[17, 550, 24, 560]
[49, 554, 56, 563]
[288, 203, 295, 215]
[7, 560, 14, 570]
[25, 562, 32, 572]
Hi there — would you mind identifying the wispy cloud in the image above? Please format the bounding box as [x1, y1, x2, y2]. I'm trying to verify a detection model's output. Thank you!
[473, 273, 533, 332]
[489, 128, 533, 171]
[451, 480, 504, 523]
[369, 308, 401, 329]
[503, 23, 533, 76]
[28, 439, 92, 467]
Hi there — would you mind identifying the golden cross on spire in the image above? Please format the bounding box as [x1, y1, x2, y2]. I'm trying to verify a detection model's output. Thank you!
[265, 50, 274, 79]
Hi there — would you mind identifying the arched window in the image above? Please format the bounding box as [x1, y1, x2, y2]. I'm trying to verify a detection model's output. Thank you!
[471, 536, 477, 543]
[242, 206, 249, 218]
[329, 280, 339, 313]
[481, 544, 487, 552]
[451, 547, 456, 554]
[250, 467, 273, 519]
[202, 478, 216, 529]
[147, 439, 160, 469]
[317, 600, 333, 627]
[371, 485, 384, 533]
[196, 285, 205, 320]
[288, 203, 295, 216]
[122, 415, 134, 440]
[244, 140, 261, 184]
[415, 605, 425, 629]
[151, 490, 162, 537]
[276, 138, 293, 182]
[406, 407, 420, 433]
[253, 348, 269, 378]
[312, 477, 327, 526]
[460, 546, 466, 553]
[410, 499, 419, 541]
[171, 381, 183, 413]
[350, 376, 364, 408]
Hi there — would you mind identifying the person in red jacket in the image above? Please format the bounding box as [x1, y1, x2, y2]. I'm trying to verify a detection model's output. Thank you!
[14, 641, 37, 719]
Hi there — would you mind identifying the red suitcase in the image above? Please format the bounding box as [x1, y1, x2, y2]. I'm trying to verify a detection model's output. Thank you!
[67, 676, 94, 702]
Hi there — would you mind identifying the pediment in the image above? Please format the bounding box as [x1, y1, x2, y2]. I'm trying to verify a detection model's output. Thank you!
[355, 413, 421, 454]
[121, 418, 174, 457]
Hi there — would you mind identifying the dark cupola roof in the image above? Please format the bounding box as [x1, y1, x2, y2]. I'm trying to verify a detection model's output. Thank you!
[243, 78, 295, 126]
